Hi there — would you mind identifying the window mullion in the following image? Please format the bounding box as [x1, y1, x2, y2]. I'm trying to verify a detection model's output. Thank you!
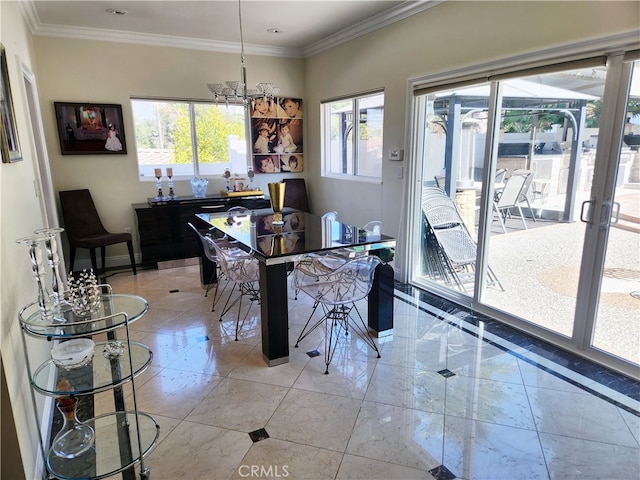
[352, 99, 358, 176]
[189, 103, 199, 176]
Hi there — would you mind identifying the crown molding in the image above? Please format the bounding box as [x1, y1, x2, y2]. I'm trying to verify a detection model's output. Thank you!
[30, 23, 302, 57]
[302, 0, 445, 57]
[19, 0, 438, 59]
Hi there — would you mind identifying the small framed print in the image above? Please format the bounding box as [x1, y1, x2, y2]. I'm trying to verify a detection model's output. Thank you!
[54, 102, 127, 155]
[0, 43, 22, 163]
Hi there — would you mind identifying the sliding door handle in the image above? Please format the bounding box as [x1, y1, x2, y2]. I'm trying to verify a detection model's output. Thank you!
[611, 201, 621, 225]
[580, 200, 594, 224]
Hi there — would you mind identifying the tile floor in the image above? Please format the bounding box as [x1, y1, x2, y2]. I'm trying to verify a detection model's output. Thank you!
[96, 264, 639, 480]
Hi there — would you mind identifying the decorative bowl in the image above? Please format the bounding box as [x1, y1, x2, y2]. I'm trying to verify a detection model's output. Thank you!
[51, 339, 95, 370]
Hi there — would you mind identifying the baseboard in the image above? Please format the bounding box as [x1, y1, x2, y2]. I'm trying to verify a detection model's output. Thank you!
[70, 253, 140, 273]
[157, 257, 199, 270]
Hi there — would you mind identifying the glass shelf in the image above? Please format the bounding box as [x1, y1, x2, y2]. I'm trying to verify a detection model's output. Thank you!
[46, 411, 159, 480]
[19, 294, 148, 338]
[32, 341, 152, 396]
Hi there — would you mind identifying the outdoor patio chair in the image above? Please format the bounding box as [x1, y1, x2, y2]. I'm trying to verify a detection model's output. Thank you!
[492, 170, 534, 233]
[512, 168, 537, 222]
[494, 168, 508, 200]
[422, 190, 503, 293]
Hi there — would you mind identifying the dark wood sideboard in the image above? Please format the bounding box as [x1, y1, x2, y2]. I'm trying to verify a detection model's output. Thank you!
[133, 194, 270, 267]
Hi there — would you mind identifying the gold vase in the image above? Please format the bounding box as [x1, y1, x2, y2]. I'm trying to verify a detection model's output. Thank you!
[268, 182, 286, 225]
[272, 234, 285, 255]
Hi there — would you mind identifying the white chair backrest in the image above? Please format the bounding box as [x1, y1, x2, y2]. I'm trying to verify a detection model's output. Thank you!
[512, 169, 534, 200]
[496, 171, 530, 207]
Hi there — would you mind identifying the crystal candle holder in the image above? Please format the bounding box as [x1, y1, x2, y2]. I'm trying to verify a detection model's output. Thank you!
[16, 235, 53, 318]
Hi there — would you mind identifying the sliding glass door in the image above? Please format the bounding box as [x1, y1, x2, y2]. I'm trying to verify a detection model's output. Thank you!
[584, 57, 639, 366]
[408, 52, 639, 376]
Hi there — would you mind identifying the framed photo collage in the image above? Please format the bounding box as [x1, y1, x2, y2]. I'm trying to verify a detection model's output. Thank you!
[251, 97, 303, 174]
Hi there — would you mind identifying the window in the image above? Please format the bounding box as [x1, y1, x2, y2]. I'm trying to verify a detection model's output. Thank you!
[322, 91, 384, 181]
[131, 98, 246, 179]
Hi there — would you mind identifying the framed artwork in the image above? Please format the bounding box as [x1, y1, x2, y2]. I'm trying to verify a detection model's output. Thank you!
[54, 102, 127, 155]
[1, 43, 22, 163]
[251, 97, 303, 173]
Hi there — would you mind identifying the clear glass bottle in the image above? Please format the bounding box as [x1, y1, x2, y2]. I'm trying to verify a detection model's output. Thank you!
[50, 396, 95, 459]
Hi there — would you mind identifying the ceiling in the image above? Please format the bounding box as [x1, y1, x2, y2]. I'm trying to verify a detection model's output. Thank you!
[24, 0, 440, 57]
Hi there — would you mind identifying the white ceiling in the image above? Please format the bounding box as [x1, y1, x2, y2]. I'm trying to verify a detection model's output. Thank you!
[24, 0, 441, 57]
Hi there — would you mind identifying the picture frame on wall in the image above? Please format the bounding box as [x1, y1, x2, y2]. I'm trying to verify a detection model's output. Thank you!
[251, 97, 303, 173]
[0, 43, 22, 163]
[54, 102, 127, 155]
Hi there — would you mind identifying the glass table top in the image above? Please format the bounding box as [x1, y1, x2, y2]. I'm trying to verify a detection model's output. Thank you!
[197, 208, 396, 264]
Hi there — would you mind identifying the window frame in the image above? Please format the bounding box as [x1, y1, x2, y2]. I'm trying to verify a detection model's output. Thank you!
[321, 90, 384, 183]
[130, 97, 248, 181]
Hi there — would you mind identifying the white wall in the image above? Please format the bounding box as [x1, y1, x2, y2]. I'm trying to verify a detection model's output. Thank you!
[32, 37, 305, 267]
[304, 0, 639, 237]
[1, 2, 55, 478]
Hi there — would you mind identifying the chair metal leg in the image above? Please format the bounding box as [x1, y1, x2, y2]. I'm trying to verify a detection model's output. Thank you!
[205, 267, 229, 313]
[523, 196, 537, 222]
[323, 309, 342, 374]
[217, 281, 259, 341]
[294, 300, 324, 348]
[218, 283, 239, 321]
[493, 203, 507, 233]
[233, 282, 260, 341]
[318, 303, 381, 374]
[349, 302, 381, 359]
[516, 205, 528, 230]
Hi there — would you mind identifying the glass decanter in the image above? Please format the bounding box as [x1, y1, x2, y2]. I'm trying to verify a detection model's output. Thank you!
[50, 396, 95, 459]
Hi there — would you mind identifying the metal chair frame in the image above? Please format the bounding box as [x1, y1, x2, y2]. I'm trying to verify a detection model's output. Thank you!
[422, 190, 503, 293]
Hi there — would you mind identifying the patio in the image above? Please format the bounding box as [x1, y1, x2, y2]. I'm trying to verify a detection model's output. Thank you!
[419, 185, 640, 366]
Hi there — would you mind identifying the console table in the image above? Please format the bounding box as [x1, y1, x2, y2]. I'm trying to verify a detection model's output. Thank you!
[133, 193, 270, 267]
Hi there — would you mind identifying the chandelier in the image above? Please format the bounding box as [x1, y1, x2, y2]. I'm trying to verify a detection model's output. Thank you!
[207, 0, 279, 105]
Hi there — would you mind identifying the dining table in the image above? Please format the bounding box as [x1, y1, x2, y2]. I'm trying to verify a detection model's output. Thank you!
[196, 208, 396, 367]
